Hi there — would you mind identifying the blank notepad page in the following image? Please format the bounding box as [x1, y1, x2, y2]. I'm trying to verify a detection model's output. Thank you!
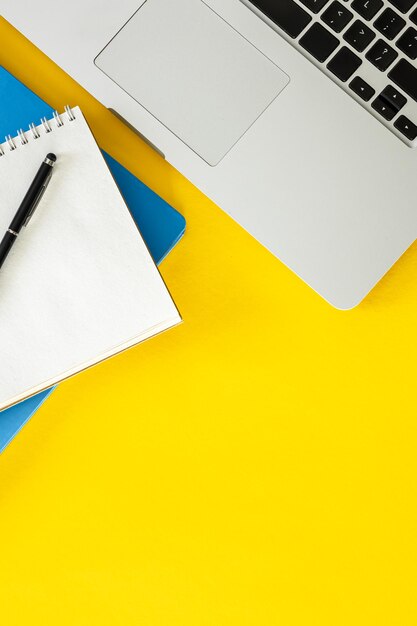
[0, 107, 181, 410]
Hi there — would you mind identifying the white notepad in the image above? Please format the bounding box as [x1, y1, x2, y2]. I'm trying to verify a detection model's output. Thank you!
[0, 107, 181, 411]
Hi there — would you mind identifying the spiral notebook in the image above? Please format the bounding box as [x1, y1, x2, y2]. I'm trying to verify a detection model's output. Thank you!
[0, 66, 185, 451]
[0, 106, 181, 411]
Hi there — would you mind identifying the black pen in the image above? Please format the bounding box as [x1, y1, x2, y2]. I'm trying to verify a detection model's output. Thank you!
[0, 153, 56, 270]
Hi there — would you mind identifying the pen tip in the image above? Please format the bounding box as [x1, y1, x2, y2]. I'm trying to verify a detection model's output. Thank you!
[46, 153, 57, 163]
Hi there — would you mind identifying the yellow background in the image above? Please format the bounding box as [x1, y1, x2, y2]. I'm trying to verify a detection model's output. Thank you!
[1, 17, 417, 625]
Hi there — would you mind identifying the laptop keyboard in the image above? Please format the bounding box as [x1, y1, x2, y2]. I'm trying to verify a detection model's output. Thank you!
[246, 0, 417, 145]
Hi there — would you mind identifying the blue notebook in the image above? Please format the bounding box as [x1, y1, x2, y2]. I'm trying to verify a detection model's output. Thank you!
[0, 67, 185, 452]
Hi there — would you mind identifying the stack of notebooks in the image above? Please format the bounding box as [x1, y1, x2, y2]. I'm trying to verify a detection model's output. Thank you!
[0, 67, 186, 452]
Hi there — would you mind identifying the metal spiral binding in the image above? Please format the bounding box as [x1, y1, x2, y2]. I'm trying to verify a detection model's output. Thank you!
[0, 106, 76, 157]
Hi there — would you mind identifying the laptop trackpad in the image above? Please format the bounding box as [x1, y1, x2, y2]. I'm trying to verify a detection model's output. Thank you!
[95, 0, 289, 166]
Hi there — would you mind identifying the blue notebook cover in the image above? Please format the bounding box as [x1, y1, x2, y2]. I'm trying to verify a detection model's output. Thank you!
[0, 66, 185, 452]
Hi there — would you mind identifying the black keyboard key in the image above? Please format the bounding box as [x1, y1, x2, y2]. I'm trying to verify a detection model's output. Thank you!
[299, 23, 339, 61]
[248, 0, 312, 38]
[349, 75, 376, 100]
[394, 115, 417, 140]
[366, 39, 398, 70]
[322, 1, 353, 31]
[374, 8, 406, 40]
[371, 95, 397, 119]
[388, 0, 416, 13]
[411, 8, 417, 23]
[351, 0, 383, 20]
[388, 58, 417, 101]
[380, 84, 407, 109]
[396, 27, 417, 60]
[299, 0, 330, 14]
[327, 46, 362, 80]
[344, 19, 376, 50]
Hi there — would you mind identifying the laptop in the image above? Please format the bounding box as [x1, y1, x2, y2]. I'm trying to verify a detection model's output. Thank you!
[2, 0, 417, 308]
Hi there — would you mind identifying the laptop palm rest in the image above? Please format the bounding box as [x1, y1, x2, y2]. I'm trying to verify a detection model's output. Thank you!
[95, 0, 289, 166]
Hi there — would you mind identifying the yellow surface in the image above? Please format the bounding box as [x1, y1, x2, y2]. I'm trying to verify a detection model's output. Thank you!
[1, 17, 417, 626]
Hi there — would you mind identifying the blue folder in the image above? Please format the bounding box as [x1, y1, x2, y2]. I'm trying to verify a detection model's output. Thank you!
[0, 67, 186, 452]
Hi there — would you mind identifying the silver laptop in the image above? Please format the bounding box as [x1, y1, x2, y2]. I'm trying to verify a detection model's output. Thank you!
[3, 0, 417, 308]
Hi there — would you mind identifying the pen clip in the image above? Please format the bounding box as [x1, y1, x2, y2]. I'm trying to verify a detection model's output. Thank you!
[24, 169, 52, 227]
